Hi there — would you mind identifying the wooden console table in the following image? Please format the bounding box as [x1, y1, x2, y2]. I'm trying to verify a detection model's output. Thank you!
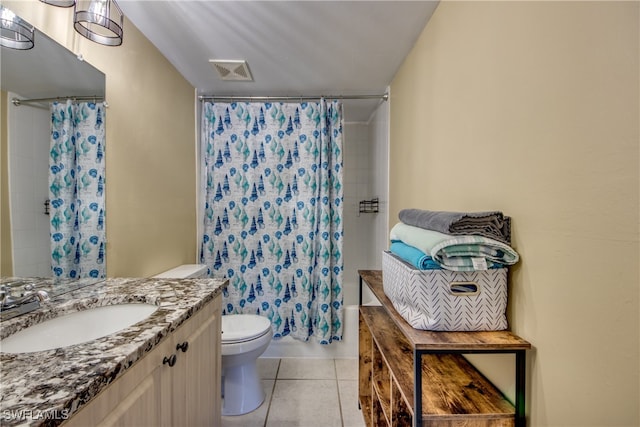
[358, 270, 531, 427]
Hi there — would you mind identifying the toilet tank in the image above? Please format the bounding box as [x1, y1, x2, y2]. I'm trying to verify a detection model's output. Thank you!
[153, 264, 209, 279]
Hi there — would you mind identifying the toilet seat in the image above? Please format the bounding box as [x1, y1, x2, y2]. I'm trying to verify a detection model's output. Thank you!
[222, 314, 272, 344]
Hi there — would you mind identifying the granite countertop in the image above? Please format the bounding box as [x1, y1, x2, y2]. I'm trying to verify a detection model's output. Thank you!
[0, 276, 228, 427]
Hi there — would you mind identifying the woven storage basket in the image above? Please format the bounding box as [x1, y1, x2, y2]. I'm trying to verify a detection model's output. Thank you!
[381, 251, 508, 331]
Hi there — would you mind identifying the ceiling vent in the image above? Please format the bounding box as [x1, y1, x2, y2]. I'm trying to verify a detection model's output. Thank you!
[209, 60, 253, 81]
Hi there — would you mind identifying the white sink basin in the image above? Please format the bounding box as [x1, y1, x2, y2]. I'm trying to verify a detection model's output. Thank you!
[0, 303, 159, 354]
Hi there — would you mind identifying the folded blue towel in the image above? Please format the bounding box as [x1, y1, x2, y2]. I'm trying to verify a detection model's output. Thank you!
[390, 240, 506, 271]
[390, 222, 518, 271]
[389, 241, 442, 270]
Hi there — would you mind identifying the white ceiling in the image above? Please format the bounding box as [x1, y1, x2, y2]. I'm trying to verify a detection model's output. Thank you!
[118, 0, 439, 121]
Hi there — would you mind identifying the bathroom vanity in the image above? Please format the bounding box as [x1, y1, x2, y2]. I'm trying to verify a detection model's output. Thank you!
[0, 276, 227, 427]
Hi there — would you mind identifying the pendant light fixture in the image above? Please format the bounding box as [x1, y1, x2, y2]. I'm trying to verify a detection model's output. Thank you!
[73, 0, 123, 46]
[39, 0, 76, 7]
[0, 6, 35, 50]
[36, 0, 124, 47]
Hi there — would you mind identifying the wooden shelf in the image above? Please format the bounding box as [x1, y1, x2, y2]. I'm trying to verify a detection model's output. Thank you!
[373, 375, 392, 425]
[359, 270, 531, 352]
[361, 306, 515, 425]
[358, 270, 531, 427]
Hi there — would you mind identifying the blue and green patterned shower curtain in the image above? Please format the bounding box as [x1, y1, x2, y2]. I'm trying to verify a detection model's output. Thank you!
[200, 100, 344, 343]
[48, 100, 106, 279]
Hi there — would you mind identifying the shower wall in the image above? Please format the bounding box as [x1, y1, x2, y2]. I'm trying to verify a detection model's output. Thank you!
[368, 98, 390, 269]
[342, 122, 376, 305]
[343, 102, 390, 303]
[7, 94, 51, 277]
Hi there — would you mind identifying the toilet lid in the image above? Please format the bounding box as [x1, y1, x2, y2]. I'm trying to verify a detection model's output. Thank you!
[222, 314, 272, 343]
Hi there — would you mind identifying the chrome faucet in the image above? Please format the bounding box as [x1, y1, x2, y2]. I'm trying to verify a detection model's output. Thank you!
[0, 284, 49, 320]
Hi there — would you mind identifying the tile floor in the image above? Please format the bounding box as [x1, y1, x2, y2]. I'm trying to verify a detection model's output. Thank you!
[221, 358, 366, 427]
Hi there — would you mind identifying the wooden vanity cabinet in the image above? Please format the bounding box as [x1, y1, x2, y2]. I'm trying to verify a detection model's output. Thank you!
[65, 294, 222, 427]
[174, 296, 221, 426]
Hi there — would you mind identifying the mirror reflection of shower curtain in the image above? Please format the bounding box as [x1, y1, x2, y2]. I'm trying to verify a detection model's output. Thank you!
[200, 100, 344, 343]
[48, 100, 106, 279]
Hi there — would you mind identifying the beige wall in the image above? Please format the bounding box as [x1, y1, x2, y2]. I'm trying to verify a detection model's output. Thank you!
[4, 1, 197, 277]
[390, 1, 639, 425]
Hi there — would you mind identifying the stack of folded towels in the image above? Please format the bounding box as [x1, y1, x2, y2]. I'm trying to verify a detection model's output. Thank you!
[390, 209, 519, 272]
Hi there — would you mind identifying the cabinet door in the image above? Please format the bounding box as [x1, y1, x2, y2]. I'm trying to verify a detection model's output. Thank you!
[170, 295, 221, 426]
[64, 337, 173, 427]
[64, 295, 222, 427]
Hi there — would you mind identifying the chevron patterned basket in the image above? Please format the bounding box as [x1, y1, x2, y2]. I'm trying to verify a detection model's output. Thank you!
[381, 251, 508, 331]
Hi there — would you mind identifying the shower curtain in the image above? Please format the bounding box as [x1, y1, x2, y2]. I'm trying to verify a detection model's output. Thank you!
[200, 100, 344, 343]
[48, 100, 106, 279]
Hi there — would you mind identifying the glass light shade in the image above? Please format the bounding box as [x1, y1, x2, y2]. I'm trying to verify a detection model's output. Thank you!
[39, 0, 76, 7]
[73, 0, 123, 46]
[0, 6, 35, 50]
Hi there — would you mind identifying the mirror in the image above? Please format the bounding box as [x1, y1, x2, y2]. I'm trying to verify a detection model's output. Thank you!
[1, 10, 106, 294]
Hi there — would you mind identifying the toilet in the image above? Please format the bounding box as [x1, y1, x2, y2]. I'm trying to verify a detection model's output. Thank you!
[153, 264, 273, 416]
[220, 314, 272, 415]
[153, 264, 209, 279]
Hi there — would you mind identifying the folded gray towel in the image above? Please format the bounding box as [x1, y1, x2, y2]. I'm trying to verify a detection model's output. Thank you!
[398, 209, 511, 245]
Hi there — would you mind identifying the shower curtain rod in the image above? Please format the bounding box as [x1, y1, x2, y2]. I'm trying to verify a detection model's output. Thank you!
[12, 96, 107, 107]
[198, 93, 388, 102]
